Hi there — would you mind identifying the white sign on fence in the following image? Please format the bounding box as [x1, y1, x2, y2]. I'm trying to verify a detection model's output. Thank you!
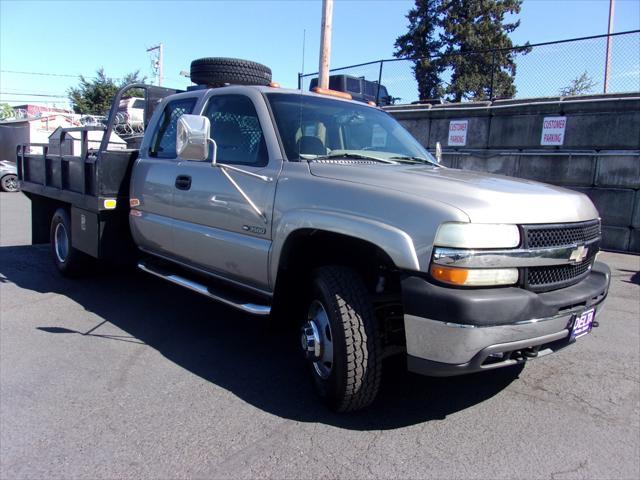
[541, 116, 567, 146]
[448, 120, 468, 146]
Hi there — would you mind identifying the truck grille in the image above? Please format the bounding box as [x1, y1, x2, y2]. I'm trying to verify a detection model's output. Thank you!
[524, 220, 601, 248]
[522, 220, 601, 292]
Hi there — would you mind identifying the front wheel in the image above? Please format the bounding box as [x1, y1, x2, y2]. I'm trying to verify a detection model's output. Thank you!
[50, 208, 90, 276]
[1, 174, 19, 192]
[301, 266, 382, 412]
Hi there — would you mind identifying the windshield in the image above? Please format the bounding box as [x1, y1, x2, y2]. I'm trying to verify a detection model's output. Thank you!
[266, 93, 436, 165]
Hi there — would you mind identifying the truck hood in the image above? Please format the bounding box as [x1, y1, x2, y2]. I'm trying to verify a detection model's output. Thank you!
[308, 163, 599, 224]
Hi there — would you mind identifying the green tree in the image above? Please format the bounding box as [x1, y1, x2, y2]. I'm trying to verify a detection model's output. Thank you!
[0, 103, 14, 120]
[68, 68, 146, 115]
[559, 72, 596, 96]
[440, 0, 528, 101]
[394, 0, 445, 100]
[395, 0, 528, 102]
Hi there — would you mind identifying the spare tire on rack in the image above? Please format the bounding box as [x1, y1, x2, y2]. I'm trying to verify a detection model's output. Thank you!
[190, 57, 272, 87]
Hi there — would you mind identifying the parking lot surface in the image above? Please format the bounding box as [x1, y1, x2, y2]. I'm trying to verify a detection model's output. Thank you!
[1, 191, 639, 479]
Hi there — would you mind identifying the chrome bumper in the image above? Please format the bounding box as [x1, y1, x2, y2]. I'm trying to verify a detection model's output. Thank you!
[402, 263, 610, 377]
[405, 302, 606, 376]
[405, 300, 605, 377]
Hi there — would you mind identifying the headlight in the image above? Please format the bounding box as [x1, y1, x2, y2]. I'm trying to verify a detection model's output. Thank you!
[430, 265, 519, 287]
[434, 222, 520, 249]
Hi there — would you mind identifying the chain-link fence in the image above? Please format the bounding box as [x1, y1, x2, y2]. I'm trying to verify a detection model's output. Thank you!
[299, 31, 639, 105]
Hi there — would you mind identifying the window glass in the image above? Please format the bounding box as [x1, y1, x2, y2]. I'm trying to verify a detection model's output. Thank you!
[203, 95, 268, 167]
[328, 76, 341, 90]
[132, 99, 145, 109]
[150, 97, 196, 158]
[266, 93, 435, 164]
[346, 77, 361, 93]
[364, 82, 377, 97]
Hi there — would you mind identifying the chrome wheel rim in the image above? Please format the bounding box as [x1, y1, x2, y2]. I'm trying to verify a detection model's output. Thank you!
[4, 175, 17, 192]
[301, 300, 334, 379]
[54, 222, 69, 263]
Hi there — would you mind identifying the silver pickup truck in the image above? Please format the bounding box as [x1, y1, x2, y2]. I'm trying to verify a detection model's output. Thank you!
[17, 58, 610, 412]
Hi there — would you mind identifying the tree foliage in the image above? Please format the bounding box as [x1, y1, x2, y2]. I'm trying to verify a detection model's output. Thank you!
[0, 103, 14, 120]
[394, 0, 528, 102]
[559, 72, 597, 97]
[67, 68, 146, 115]
[394, 0, 444, 100]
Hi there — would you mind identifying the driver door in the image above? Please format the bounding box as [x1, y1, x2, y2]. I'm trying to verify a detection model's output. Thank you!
[171, 92, 280, 292]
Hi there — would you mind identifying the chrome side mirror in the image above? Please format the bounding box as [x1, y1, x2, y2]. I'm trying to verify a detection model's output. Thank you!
[176, 114, 211, 161]
[435, 141, 442, 164]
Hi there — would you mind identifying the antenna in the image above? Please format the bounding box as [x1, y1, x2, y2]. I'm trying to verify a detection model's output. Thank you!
[301, 29, 306, 90]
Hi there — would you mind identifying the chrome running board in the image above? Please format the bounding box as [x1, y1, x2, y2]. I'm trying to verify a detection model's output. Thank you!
[138, 261, 271, 316]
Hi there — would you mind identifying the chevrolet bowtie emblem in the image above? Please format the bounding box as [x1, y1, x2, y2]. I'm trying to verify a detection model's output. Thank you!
[569, 245, 589, 263]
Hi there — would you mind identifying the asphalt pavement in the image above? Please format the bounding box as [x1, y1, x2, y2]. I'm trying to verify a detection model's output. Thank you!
[1, 191, 639, 479]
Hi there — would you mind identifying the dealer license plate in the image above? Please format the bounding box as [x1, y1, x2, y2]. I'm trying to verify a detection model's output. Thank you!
[571, 308, 595, 339]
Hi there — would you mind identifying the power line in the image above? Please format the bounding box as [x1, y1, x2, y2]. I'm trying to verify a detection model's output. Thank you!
[0, 98, 72, 104]
[1, 69, 80, 78]
[0, 69, 127, 80]
[0, 92, 67, 98]
[1, 87, 67, 94]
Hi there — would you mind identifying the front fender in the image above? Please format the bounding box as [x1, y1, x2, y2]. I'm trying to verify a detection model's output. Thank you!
[269, 209, 420, 288]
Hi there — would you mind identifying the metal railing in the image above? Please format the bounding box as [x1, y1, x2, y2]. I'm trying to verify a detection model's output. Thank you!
[299, 31, 640, 105]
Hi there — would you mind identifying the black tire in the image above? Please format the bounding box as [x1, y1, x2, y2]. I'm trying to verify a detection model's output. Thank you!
[50, 208, 90, 276]
[190, 57, 272, 87]
[1, 174, 18, 192]
[304, 266, 382, 412]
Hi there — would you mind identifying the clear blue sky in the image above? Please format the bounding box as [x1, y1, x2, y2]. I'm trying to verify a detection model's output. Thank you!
[1, 0, 639, 108]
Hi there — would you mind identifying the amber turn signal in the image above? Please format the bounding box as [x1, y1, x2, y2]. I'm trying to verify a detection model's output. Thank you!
[430, 265, 469, 285]
[430, 265, 519, 287]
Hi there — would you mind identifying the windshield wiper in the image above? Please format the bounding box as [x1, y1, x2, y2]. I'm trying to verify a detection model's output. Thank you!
[388, 155, 436, 165]
[314, 152, 398, 164]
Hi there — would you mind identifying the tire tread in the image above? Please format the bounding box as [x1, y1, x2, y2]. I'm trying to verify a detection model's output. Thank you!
[190, 57, 272, 86]
[316, 266, 382, 412]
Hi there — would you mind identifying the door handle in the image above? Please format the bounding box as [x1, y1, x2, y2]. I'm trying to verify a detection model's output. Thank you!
[175, 175, 192, 190]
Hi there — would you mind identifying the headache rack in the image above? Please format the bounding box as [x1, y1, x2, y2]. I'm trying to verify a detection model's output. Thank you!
[18, 83, 179, 210]
[17, 83, 179, 261]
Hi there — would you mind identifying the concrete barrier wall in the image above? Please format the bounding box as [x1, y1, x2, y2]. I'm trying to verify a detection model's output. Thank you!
[386, 93, 640, 253]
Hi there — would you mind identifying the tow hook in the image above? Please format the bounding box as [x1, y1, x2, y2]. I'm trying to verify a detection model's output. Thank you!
[522, 346, 540, 358]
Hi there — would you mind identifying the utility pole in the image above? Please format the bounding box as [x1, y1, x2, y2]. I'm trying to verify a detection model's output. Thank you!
[147, 43, 164, 87]
[603, 0, 615, 93]
[318, 0, 333, 89]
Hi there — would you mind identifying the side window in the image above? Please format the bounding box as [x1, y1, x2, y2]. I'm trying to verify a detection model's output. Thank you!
[204, 95, 268, 167]
[346, 77, 361, 94]
[364, 82, 376, 97]
[149, 97, 197, 158]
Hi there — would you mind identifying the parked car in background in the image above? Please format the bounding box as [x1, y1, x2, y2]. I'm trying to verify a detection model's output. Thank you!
[116, 97, 145, 127]
[0, 160, 18, 192]
[310, 74, 395, 106]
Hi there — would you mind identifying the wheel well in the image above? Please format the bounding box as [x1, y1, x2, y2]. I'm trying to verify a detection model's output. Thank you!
[277, 230, 396, 286]
[274, 229, 406, 352]
[26, 194, 68, 244]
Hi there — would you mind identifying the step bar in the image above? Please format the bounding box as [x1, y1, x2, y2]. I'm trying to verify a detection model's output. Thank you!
[138, 262, 271, 316]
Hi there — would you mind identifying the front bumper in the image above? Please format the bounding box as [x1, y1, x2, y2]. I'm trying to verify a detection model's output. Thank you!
[402, 261, 610, 377]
